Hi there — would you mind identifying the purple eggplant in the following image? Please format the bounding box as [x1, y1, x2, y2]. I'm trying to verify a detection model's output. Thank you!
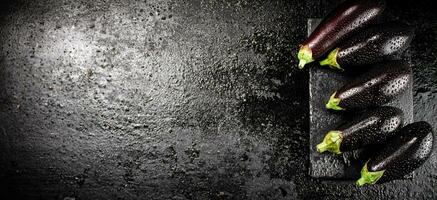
[326, 60, 411, 111]
[357, 121, 434, 186]
[297, 0, 386, 69]
[320, 23, 414, 71]
[317, 106, 403, 154]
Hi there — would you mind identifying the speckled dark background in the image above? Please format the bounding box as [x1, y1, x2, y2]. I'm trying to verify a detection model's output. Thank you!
[0, 0, 436, 199]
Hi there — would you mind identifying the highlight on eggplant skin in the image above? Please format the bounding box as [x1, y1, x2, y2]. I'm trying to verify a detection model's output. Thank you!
[317, 106, 404, 154]
[326, 60, 411, 111]
[297, 0, 386, 69]
[320, 23, 414, 70]
[356, 121, 434, 186]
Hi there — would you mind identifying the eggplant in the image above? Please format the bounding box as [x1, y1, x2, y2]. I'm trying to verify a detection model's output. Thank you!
[326, 60, 411, 111]
[297, 0, 386, 69]
[317, 106, 403, 154]
[320, 23, 414, 71]
[356, 121, 434, 186]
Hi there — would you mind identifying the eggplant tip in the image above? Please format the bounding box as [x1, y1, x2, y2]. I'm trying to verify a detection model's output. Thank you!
[319, 48, 343, 71]
[297, 45, 313, 69]
[356, 177, 367, 186]
[298, 59, 308, 69]
[356, 163, 385, 186]
[326, 92, 343, 110]
[317, 130, 342, 154]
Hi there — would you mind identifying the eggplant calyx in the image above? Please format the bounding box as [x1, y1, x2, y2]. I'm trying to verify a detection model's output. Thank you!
[356, 163, 385, 186]
[316, 130, 343, 154]
[297, 45, 314, 69]
[326, 92, 344, 111]
[319, 48, 344, 71]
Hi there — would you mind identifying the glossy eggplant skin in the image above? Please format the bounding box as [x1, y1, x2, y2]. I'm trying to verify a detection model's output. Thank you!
[326, 60, 411, 111]
[320, 23, 414, 70]
[367, 121, 434, 183]
[298, 0, 386, 68]
[317, 106, 404, 154]
[339, 106, 403, 151]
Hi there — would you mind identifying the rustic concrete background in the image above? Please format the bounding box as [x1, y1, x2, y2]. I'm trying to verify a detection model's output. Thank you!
[0, 0, 436, 199]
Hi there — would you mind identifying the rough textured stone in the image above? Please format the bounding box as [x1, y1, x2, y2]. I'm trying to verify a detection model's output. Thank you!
[0, 0, 436, 199]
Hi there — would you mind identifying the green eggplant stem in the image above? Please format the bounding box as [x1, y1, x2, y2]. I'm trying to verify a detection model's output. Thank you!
[316, 130, 343, 154]
[297, 45, 314, 69]
[356, 163, 385, 186]
[319, 48, 344, 71]
[326, 92, 344, 111]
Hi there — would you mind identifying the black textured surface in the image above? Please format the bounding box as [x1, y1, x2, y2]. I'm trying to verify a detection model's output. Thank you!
[0, 0, 436, 199]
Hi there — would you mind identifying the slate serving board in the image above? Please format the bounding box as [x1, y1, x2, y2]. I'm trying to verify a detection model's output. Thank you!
[308, 18, 414, 179]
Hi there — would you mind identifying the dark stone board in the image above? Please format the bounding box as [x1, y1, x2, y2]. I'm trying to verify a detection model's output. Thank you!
[308, 18, 414, 179]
